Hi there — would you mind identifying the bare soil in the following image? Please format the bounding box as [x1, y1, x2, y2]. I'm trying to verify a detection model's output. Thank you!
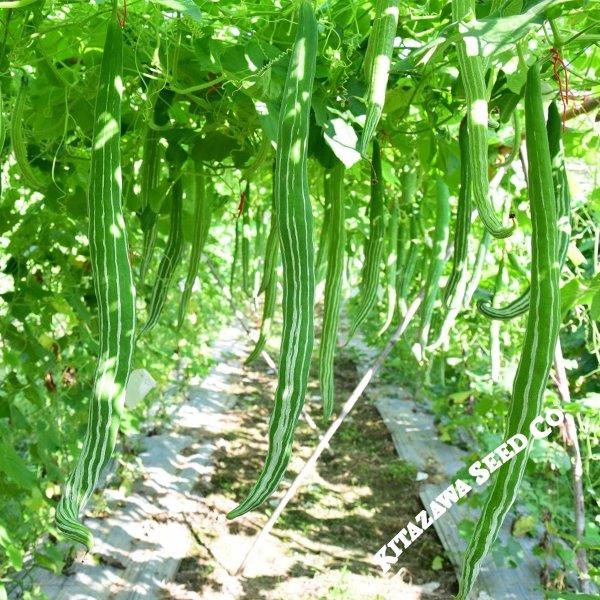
[165, 350, 457, 600]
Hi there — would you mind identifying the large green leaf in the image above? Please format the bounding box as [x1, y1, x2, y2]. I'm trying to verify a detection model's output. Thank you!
[0, 441, 37, 490]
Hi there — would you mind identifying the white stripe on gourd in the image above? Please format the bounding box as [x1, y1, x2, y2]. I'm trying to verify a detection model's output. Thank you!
[55, 14, 136, 550]
[227, 0, 318, 519]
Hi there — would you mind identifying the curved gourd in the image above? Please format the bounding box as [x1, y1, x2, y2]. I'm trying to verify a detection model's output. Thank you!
[55, 15, 136, 550]
[452, 0, 514, 238]
[227, 0, 317, 519]
[177, 167, 212, 328]
[458, 63, 561, 599]
[319, 162, 346, 418]
[359, 0, 399, 154]
[477, 101, 571, 319]
[346, 138, 386, 342]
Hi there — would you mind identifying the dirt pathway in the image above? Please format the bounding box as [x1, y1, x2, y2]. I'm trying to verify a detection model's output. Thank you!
[166, 349, 457, 600]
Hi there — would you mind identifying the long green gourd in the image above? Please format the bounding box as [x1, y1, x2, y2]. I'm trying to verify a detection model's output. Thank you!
[427, 120, 473, 351]
[359, 0, 399, 154]
[314, 170, 332, 284]
[227, 0, 317, 519]
[444, 118, 472, 306]
[253, 206, 266, 294]
[138, 88, 176, 287]
[139, 173, 184, 337]
[258, 195, 278, 295]
[397, 168, 419, 310]
[319, 161, 346, 419]
[241, 181, 251, 296]
[346, 138, 386, 342]
[452, 0, 514, 239]
[394, 211, 407, 300]
[477, 101, 570, 320]
[416, 178, 450, 355]
[245, 243, 279, 365]
[246, 191, 279, 365]
[463, 229, 491, 306]
[379, 187, 399, 335]
[138, 125, 162, 287]
[177, 166, 212, 329]
[230, 216, 241, 292]
[458, 63, 561, 599]
[11, 75, 42, 189]
[56, 14, 136, 549]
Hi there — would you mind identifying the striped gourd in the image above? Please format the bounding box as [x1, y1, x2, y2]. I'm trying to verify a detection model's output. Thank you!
[378, 185, 399, 335]
[177, 166, 212, 329]
[253, 206, 266, 294]
[346, 138, 386, 342]
[56, 15, 136, 549]
[452, 0, 514, 239]
[319, 161, 346, 419]
[241, 181, 251, 296]
[138, 89, 175, 287]
[477, 101, 571, 320]
[11, 75, 42, 189]
[138, 126, 162, 287]
[314, 170, 333, 283]
[394, 211, 407, 298]
[416, 178, 450, 354]
[246, 189, 279, 365]
[227, 0, 317, 519]
[457, 63, 561, 599]
[463, 229, 491, 307]
[230, 216, 241, 292]
[258, 191, 278, 295]
[245, 245, 279, 365]
[444, 118, 472, 306]
[397, 168, 419, 310]
[427, 120, 473, 351]
[139, 172, 184, 337]
[359, 0, 399, 154]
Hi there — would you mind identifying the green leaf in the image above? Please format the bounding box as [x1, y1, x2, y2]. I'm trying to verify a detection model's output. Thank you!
[323, 118, 361, 169]
[191, 131, 240, 162]
[151, 0, 202, 22]
[560, 278, 580, 316]
[512, 514, 536, 537]
[590, 290, 600, 321]
[463, 0, 563, 57]
[0, 441, 37, 489]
